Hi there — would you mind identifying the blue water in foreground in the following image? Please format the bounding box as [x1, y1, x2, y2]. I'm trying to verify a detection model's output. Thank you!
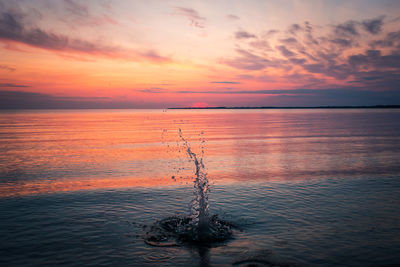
[1, 109, 400, 266]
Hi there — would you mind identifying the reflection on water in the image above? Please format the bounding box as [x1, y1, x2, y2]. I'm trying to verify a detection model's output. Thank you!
[1, 109, 400, 197]
[1, 109, 400, 266]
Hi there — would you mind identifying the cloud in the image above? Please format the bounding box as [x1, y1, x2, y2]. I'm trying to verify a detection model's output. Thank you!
[60, 0, 119, 28]
[210, 81, 241, 84]
[222, 15, 400, 91]
[174, 7, 206, 28]
[304, 21, 313, 33]
[288, 23, 302, 35]
[330, 38, 353, 47]
[249, 40, 272, 50]
[334, 21, 359, 36]
[235, 30, 256, 39]
[289, 58, 307, 64]
[174, 88, 312, 94]
[55, 96, 110, 101]
[64, 0, 89, 18]
[139, 88, 165, 93]
[0, 64, 15, 72]
[0, 11, 113, 52]
[0, 11, 171, 63]
[269, 89, 400, 106]
[266, 29, 279, 36]
[173, 88, 400, 105]
[349, 49, 400, 69]
[0, 90, 53, 109]
[139, 50, 171, 62]
[304, 62, 351, 80]
[276, 45, 295, 57]
[0, 82, 29, 87]
[222, 49, 270, 70]
[362, 17, 384, 34]
[227, 14, 240, 20]
[280, 37, 298, 45]
[0, 90, 165, 109]
[172, 87, 397, 96]
[352, 69, 400, 87]
[371, 30, 400, 48]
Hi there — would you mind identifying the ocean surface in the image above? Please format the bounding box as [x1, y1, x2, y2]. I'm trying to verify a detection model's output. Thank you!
[1, 109, 400, 266]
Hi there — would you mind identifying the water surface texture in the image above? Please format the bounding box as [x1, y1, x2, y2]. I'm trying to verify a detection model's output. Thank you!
[1, 109, 400, 266]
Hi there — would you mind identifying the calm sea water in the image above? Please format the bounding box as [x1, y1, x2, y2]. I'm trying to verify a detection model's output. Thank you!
[1, 109, 400, 266]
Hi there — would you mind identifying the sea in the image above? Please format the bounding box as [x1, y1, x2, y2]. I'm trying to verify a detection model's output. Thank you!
[0, 108, 399, 266]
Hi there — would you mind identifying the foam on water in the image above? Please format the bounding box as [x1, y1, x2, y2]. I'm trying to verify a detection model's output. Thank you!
[144, 215, 234, 247]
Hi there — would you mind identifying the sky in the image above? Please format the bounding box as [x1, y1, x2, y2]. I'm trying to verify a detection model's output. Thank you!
[1, 0, 400, 108]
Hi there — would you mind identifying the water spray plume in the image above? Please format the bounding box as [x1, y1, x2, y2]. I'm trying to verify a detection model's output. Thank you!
[178, 128, 210, 241]
[144, 128, 233, 246]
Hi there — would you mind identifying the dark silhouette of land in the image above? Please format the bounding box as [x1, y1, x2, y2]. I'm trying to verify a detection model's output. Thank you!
[169, 105, 400, 109]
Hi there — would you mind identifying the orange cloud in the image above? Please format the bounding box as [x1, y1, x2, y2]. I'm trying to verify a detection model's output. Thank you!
[0, 11, 172, 63]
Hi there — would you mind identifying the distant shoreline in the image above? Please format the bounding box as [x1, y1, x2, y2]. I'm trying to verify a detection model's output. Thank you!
[169, 105, 400, 109]
[1, 105, 400, 110]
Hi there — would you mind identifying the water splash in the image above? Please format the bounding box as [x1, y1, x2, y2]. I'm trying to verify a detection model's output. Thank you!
[178, 128, 210, 241]
[144, 128, 234, 246]
[144, 215, 233, 246]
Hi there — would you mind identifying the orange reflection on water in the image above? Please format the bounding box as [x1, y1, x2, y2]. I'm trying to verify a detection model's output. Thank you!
[2, 109, 399, 198]
[0, 174, 244, 198]
[0, 176, 175, 198]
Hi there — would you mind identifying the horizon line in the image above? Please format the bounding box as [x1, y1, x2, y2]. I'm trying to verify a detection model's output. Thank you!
[169, 105, 400, 109]
[1, 105, 400, 110]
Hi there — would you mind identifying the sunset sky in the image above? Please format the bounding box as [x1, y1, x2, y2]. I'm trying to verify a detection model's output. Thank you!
[1, 0, 400, 108]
